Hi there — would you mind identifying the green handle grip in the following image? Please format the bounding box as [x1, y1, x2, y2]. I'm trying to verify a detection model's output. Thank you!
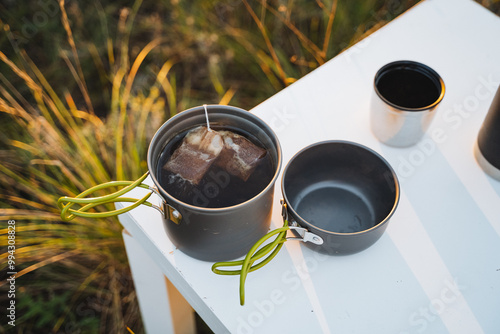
[211, 220, 290, 305]
[57, 172, 155, 221]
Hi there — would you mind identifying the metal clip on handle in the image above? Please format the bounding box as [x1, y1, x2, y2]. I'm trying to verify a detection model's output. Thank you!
[57, 172, 181, 222]
[288, 226, 324, 245]
[149, 185, 182, 225]
[280, 199, 324, 245]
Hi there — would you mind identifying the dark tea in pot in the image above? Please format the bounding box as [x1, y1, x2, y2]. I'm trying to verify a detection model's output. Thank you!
[157, 125, 274, 208]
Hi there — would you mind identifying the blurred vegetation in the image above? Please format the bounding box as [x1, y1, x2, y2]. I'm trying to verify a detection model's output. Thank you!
[0, 0, 498, 333]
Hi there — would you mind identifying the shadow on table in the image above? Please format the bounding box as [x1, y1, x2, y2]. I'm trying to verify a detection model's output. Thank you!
[486, 176, 500, 198]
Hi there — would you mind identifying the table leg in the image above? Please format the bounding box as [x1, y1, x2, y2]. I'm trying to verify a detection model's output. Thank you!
[122, 230, 196, 334]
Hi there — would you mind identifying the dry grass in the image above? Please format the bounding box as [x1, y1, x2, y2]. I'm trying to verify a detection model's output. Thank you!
[0, 1, 170, 332]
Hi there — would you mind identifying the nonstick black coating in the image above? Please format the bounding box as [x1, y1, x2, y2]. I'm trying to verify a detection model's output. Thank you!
[293, 180, 375, 233]
[282, 141, 399, 255]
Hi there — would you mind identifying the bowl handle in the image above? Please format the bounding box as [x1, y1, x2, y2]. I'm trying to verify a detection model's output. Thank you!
[57, 172, 171, 221]
[211, 220, 289, 305]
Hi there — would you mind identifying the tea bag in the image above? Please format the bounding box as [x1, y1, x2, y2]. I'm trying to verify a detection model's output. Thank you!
[216, 131, 267, 181]
[163, 126, 223, 184]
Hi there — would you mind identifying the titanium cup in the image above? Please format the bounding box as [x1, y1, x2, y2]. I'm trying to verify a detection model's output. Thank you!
[370, 60, 445, 147]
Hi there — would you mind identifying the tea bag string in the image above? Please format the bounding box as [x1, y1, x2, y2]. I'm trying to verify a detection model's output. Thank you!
[203, 104, 212, 132]
[211, 220, 289, 305]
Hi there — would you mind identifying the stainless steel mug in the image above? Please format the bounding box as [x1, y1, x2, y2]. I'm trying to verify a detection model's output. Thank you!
[475, 84, 500, 181]
[370, 60, 445, 147]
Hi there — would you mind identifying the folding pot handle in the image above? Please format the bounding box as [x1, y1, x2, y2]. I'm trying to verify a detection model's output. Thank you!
[57, 172, 177, 222]
[211, 220, 288, 306]
[211, 200, 323, 306]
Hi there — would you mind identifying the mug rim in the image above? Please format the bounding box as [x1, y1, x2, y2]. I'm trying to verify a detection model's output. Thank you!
[281, 140, 400, 236]
[374, 60, 446, 112]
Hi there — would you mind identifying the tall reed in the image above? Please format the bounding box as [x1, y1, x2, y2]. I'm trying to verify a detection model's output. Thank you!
[0, 0, 172, 332]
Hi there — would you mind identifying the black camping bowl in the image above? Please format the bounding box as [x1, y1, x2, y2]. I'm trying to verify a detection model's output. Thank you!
[211, 140, 400, 306]
[281, 140, 400, 255]
[148, 105, 282, 261]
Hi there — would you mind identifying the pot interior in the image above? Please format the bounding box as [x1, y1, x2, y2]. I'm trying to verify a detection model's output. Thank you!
[283, 141, 398, 234]
[148, 105, 282, 209]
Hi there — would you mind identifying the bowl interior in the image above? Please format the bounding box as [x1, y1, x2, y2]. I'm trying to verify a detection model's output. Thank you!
[283, 141, 398, 234]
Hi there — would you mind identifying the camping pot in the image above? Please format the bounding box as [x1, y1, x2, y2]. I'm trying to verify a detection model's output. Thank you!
[212, 141, 399, 305]
[58, 105, 282, 262]
[281, 140, 400, 255]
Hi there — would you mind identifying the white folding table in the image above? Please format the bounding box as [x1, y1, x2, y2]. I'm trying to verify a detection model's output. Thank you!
[118, 0, 500, 332]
